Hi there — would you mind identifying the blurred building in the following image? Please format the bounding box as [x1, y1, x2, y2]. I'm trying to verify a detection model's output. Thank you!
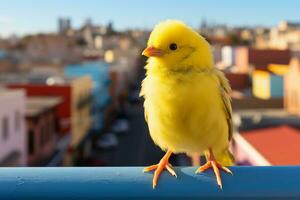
[222, 46, 236, 67]
[252, 70, 283, 99]
[235, 47, 291, 72]
[284, 58, 300, 115]
[19, 34, 81, 65]
[234, 125, 300, 165]
[7, 81, 71, 135]
[255, 27, 271, 49]
[64, 61, 110, 132]
[0, 49, 7, 59]
[252, 63, 289, 99]
[269, 21, 300, 50]
[232, 97, 284, 111]
[0, 49, 18, 73]
[254, 21, 300, 50]
[58, 17, 72, 34]
[69, 76, 93, 148]
[26, 96, 62, 166]
[6, 75, 93, 164]
[79, 19, 114, 57]
[199, 23, 230, 41]
[108, 66, 129, 103]
[0, 90, 26, 166]
[212, 45, 222, 65]
[105, 41, 140, 85]
[224, 72, 251, 91]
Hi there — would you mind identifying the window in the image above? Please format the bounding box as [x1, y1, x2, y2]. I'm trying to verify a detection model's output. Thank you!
[292, 90, 297, 111]
[28, 130, 35, 154]
[48, 120, 54, 140]
[295, 91, 299, 110]
[40, 125, 47, 146]
[45, 121, 50, 141]
[2, 117, 9, 140]
[15, 111, 21, 132]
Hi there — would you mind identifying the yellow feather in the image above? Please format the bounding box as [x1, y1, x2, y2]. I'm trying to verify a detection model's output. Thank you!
[140, 20, 234, 166]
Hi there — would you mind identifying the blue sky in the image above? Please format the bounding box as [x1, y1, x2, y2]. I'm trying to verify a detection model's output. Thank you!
[1, 0, 300, 37]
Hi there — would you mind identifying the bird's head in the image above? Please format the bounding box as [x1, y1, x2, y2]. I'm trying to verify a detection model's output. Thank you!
[143, 20, 214, 71]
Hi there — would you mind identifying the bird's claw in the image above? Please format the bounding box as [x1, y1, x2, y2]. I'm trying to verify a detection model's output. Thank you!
[143, 161, 177, 188]
[195, 160, 233, 189]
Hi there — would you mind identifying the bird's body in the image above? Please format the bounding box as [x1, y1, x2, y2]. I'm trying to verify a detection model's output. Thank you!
[141, 67, 229, 155]
[141, 20, 234, 188]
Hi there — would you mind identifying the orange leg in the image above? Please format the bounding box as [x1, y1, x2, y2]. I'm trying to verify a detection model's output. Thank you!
[195, 148, 232, 189]
[143, 150, 177, 189]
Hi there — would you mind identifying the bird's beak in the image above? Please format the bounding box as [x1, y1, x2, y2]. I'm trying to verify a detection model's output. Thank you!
[142, 46, 164, 57]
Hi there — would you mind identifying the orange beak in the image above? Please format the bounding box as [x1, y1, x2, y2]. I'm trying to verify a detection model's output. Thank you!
[142, 46, 164, 57]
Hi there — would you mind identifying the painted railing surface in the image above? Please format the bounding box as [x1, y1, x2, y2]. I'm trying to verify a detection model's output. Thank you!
[0, 166, 299, 199]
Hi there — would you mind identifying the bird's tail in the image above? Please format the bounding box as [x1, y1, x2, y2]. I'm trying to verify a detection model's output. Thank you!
[215, 149, 235, 166]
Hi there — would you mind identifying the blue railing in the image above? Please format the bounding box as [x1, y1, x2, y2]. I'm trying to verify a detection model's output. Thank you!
[0, 166, 299, 199]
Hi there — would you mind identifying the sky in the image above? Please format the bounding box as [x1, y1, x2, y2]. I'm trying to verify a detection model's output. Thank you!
[1, 0, 300, 37]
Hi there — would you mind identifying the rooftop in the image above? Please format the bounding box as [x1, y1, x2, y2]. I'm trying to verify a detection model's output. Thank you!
[0, 89, 24, 96]
[232, 97, 283, 110]
[65, 61, 109, 82]
[0, 89, 25, 102]
[0, 73, 76, 86]
[241, 125, 300, 165]
[26, 96, 63, 117]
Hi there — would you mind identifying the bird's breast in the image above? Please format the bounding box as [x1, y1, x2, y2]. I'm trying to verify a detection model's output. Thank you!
[142, 72, 228, 153]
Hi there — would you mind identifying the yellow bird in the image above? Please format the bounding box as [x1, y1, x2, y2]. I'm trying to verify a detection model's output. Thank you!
[140, 20, 234, 189]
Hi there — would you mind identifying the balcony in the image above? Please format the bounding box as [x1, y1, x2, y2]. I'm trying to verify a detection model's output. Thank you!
[0, 166, 299, 199]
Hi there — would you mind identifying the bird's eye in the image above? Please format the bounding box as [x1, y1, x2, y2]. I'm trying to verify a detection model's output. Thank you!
[169, 43, 177, 51]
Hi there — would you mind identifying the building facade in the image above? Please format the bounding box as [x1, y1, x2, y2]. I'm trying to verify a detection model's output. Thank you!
[26, 96, 62, 166]
[7, 75, 93, 149]
[252, 70, 284, 99]
[0, 90, 26, 166]
[234, 125, 300, 165]
[284, 58, 300, 115]
[70, 76, 93, 147]
[64, 61, 110, 132]
[235, 47, 291, 72]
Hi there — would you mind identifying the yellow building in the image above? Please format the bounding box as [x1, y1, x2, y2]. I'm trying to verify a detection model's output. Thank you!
[253, 70, 271, 99]
[70, 75, 93, 148]
[284, 58, 300, 115]
[252, 64, 288, 99]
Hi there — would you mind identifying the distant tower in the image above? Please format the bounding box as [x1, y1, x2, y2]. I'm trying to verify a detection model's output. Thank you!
[200, 18, 207, 29]
[85, 18, 93, 27]
[58, 17, 72, 33]
[107, 21, 114, 35]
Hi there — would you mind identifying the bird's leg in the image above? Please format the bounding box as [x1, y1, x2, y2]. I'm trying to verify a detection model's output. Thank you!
[195, 148, 232, 189]
[143, 149, 177, 188]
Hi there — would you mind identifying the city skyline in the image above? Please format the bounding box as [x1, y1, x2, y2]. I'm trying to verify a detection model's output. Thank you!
[1, 0, 300, 37]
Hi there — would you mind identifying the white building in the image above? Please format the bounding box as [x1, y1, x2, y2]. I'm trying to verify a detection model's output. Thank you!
[222, 46, 236, 67]
[0, 90, 27, 166]
[269, 21, 300, 50]
[212, 45, 222, 65]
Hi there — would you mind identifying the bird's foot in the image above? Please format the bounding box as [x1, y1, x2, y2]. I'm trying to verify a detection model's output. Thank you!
[143, 158, 177, 188]
[195, 160, 232, 189]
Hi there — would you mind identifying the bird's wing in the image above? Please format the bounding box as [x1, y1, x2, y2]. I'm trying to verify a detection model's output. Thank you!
[214, 69, 233, 141]
[144, 107, 148, 123]
[140, 75, 149, 123]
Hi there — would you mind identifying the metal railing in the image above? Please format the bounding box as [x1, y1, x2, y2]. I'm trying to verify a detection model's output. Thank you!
[0, 166, 299, 199]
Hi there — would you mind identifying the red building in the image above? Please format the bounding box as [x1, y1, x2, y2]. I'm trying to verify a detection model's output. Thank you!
[26, 96, 62, 166]
[8, 84, 71, 135]
[224, 72, 251, 91]
[7, 75, 92, 151]
[235, 47, 291, 72]
[233, 125, 300, 165]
